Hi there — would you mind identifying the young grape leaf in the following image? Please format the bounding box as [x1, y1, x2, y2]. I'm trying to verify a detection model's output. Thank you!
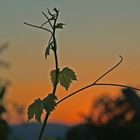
[27, 98, 43, 123]
[42, 94, 58, 114]
[59, 67, 77, 90]
[50, 67, 77, 90]
[45, 41, 53, 59]
[54, 8, 59, 13]
[55, 23, 65, 29]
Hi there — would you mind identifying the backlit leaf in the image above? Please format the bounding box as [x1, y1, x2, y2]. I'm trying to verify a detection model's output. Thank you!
[59, 67, 77, 90]
[42, 94, 58, 114]
[27, 98, 43, 123]
[50, 67, 77, 90]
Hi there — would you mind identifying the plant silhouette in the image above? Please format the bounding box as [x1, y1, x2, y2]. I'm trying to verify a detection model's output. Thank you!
[24, 8, 140, 140]
[0, 85, 10, 140]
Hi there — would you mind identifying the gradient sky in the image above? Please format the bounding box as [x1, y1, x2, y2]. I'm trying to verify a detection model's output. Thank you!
[0, 0, 140, 124]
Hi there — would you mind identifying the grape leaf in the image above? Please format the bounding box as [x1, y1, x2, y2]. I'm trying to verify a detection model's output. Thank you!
[59, 67, 77, 90]
[55, 23, 65, 29]
[50, 67, 77, 90]
[27, 98, 43, 123]
[42, 94, 58, 114]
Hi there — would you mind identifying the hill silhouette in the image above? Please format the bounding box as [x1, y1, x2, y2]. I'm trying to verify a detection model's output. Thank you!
[8, 122, 69, 140]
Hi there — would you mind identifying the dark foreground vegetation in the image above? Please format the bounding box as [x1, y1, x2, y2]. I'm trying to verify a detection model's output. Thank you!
[0, 85, 9, 140]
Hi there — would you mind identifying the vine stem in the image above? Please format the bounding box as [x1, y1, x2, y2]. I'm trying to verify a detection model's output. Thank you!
[93, 55, 123, 84]
[56, 55, 123, 104]
[38, 113, 49, 140]
[38, 43, 59, 140]
[38, 10, 59, 140]
[24, 22, 52, 33]
[56, 55, 139, 105]
[52, 10, 59, 95]
[41, 11, 54, 29]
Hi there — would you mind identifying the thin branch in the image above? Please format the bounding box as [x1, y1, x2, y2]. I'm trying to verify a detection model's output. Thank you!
[47, 8, 55, 17]
[41, 17, 56, 27]
[93, 55, 123, 84]
[24, 22, 52, 33]
[41, 21, 49, 27]
[53, 10, 59, 28]
[38, 113, 50, 140]
[38, 9, 59, 140]
[52, 50, 59, 95]
[51, 11, 59, 95]
[57, 83, 140, 105]
[56, 56, 123, 105]
[57, 82, 94, 105]
[51, 10, 59, 52]
[95, 83, 140, 91]
[42, 11, 53, 29]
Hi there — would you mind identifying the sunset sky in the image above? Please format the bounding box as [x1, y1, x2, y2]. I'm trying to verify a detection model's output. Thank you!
[0, 0, 140, 124]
